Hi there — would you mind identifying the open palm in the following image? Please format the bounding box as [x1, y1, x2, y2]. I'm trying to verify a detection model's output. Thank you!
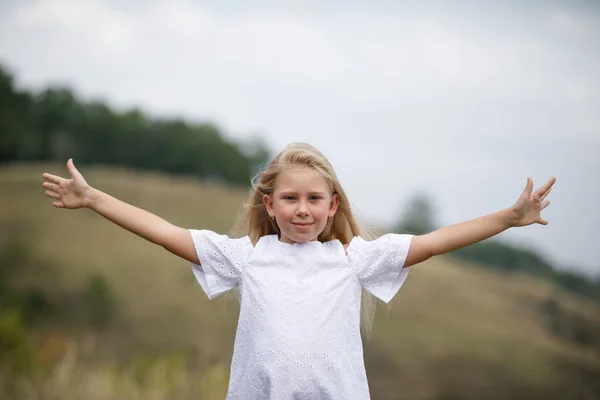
[42, 159, 91, 209]
[512, 177, 556, 227]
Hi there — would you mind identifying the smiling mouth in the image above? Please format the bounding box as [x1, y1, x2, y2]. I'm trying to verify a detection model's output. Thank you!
[292, 222, 313, 227]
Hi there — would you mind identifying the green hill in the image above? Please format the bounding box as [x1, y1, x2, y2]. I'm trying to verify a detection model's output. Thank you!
[1, 163, 599, 400]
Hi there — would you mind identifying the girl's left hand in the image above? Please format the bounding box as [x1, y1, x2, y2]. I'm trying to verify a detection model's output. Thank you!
[511, 177, 556, 227]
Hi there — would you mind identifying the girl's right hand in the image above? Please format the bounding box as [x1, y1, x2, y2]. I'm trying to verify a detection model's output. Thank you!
[42, 159, 92, 209]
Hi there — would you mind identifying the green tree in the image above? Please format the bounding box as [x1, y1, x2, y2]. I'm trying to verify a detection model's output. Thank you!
[0, 63, 271, 186]
[0, 66, 34, 161]
[397, 193, 436, 235]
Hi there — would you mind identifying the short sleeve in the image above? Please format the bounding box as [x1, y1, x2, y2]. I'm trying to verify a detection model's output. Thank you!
[189, 229, 253, 300]
[347, 233, 414, 303]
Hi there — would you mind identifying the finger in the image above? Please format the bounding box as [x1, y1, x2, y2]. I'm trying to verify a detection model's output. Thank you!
[540, 188, 551, 202]
[541, 200, 550, 210]
[539, 218, 548, 225]
[66, 158, 82, 180]
[534, 177, 556, 197]
[42, 182, 59, 192]
[42, 173, 63, 184]
[529, 178, 545, 204]
[45, 190, 60, 200]
[52, 201, 64, 208]
[522, 177, 533, 198]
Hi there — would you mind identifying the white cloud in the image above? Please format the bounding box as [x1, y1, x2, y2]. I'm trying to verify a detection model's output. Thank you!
[146, 1, 217, 38]
[11, 0, 99, 29]
[11, 0, 136, 54]
[545, 7, 597, 42]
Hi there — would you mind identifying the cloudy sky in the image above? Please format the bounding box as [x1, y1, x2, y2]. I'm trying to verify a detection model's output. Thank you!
[1, 0, 598, 277]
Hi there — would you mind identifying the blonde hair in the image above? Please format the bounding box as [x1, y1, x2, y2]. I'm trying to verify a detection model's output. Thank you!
[235, 142, 377, 334]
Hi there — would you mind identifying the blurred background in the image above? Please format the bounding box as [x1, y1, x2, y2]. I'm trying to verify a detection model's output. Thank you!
[1, 0, 599, 399]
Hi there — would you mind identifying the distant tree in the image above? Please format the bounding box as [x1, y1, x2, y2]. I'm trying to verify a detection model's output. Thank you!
[0, 63, 270, 186]
[392, 190, 600, 304]
[397, 193, 437, 235]
[0, 65, 34, 161]
[32, 87, 78, 160]
[453, 241, 554, 277]
[239, 136, 272, 176]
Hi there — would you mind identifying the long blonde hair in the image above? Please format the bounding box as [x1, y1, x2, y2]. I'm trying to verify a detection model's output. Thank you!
[235, 142, 377, 334]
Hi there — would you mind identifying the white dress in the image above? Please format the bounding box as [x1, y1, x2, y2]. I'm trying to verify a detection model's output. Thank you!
[189, 230, 414, 400]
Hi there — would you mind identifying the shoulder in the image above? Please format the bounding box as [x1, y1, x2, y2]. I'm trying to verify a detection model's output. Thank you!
[189, 229, 254, 255]
[190, 229, 250, 242]
[346, 233, 414, 256]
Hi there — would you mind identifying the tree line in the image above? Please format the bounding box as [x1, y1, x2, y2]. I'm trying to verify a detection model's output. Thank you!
[0, 64, 270, 185]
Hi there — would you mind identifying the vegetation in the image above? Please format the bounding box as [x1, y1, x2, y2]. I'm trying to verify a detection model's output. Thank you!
[0, 164, 598, 399]
[0, 64, 270, 186]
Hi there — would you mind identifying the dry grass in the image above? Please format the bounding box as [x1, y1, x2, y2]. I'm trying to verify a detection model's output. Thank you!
[1, 338, 229, 400]
[2, 162, 599, 399]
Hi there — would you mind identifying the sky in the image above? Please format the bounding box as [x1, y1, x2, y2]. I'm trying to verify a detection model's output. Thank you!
[1, 0, 598, 277]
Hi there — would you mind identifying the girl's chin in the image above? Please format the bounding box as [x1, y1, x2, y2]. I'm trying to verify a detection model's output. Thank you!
[279, 231, 319, 244]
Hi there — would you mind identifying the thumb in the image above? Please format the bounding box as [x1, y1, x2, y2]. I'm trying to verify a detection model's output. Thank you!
[66, 158, 83, 180]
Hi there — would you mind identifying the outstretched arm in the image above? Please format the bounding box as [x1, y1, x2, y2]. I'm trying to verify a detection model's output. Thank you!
[404, 177, 556, 267]
[42, 159, 199, 264]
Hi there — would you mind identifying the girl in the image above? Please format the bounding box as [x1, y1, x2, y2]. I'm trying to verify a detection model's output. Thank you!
[41, 143, 555, 400]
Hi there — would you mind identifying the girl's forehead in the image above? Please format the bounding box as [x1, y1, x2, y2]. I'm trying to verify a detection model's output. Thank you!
[275, 167, 330, 191]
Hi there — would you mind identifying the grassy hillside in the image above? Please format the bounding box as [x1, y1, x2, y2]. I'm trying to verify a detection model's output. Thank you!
[2, 163, 599, 399]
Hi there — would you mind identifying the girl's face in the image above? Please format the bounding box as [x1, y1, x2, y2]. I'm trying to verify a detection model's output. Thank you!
[264, 166, 339, 244]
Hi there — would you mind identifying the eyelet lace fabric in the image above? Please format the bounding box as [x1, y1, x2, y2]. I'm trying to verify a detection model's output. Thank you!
[189, 230, 413, 400]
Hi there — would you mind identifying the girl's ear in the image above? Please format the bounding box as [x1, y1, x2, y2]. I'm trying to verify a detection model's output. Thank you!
[328, 194, 340, 218]
[263, 194, 274, 217]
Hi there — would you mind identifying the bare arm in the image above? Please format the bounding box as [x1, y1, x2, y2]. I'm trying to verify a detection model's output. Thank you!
[42, 159, 199, 264]
[86, 188, 198, 263]
[404, 177, 556, 267]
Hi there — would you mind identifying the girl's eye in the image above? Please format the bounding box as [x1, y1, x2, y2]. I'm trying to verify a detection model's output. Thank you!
[310, 196, 322, 201]
[284, 196, 296, 200]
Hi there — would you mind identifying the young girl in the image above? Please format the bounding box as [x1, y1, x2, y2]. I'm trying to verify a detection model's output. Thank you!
[42, 143, 555, 400]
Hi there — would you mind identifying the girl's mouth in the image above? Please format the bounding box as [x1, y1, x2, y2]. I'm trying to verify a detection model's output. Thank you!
[293, 222, 313, 229]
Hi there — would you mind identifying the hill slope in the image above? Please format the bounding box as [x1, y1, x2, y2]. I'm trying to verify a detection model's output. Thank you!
[2, 163, 599, 399]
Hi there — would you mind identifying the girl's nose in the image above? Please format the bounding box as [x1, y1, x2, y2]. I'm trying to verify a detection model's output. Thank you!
[296, 202, 309, 216]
